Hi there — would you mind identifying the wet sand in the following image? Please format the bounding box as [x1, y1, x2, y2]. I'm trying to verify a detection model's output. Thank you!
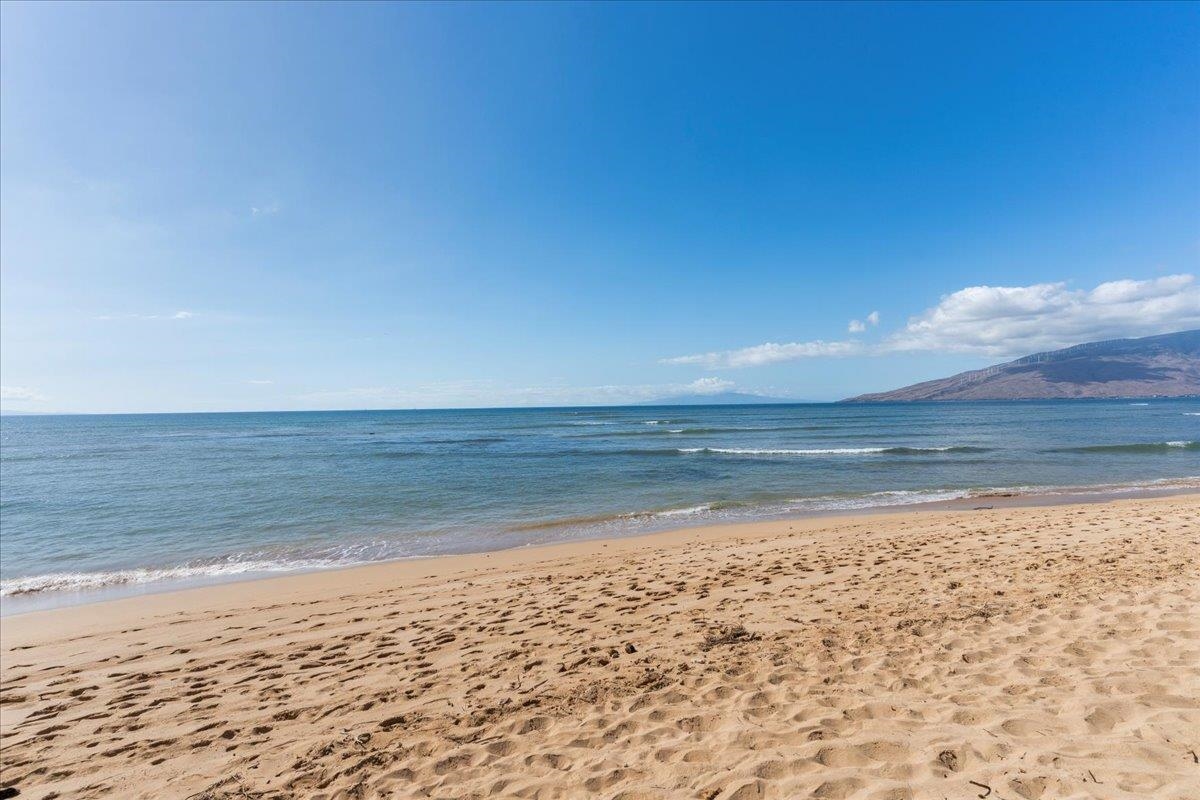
[2, 496, 1198, 799]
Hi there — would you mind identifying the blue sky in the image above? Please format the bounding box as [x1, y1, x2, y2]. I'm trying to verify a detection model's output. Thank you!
[2, 1, 1198, 412]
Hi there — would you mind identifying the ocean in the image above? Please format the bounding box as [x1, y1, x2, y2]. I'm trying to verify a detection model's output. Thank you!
[1, 400, 1197, 611]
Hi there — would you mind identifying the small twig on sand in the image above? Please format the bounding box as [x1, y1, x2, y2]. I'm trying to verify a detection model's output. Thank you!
[968, 780, 992, 798]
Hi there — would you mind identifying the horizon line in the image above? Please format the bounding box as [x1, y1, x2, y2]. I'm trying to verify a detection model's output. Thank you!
[5, 395, 1199, 418]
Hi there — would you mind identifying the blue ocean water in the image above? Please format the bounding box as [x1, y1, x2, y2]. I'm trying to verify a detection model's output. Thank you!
[1, 400, 1197, 608]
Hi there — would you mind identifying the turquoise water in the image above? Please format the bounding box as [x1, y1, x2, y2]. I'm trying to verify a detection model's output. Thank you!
[1, 400, 1197, 608]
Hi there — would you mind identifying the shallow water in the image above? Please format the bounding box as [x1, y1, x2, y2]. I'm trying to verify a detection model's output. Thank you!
[1, 399, 1196, 608]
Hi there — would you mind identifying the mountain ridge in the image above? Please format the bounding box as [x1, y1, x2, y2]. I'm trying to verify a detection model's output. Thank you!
[843, 330, 1200, 402]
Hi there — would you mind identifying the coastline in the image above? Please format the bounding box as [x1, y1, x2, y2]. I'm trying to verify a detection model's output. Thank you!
[3, 502, 968, 636]
[2, 489, 1197, 635]
[2, 478, 1197, 617]
[3, 494, 1197, 799]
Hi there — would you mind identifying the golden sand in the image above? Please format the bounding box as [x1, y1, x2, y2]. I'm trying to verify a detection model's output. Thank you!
[2, 496, 1198, 799]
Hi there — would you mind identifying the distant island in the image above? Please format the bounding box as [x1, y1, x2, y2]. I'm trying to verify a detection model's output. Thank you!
[844, 330, 1200, 402]
[637, 391, 797, 406]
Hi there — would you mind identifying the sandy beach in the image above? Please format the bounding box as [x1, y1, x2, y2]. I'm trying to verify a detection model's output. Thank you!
[2, 495, 1197, 799]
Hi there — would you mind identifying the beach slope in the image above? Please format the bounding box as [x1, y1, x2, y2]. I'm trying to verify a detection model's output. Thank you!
[2, 497, 1198, 799]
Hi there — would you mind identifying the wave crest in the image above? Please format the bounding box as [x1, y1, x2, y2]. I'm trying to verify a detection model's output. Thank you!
[0, 540, 405, 598]
[676, 446, 989, 456]
[0, 560, 319, 597]
[1054, 441, 1198, 454]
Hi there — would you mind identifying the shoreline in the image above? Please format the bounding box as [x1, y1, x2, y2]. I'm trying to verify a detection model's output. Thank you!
[3, 494, 1196, 799]
[3, 487, 1197, 635]
[3, 480, 1197, 618]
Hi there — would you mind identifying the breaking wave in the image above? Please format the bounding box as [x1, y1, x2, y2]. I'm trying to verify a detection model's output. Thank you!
[0, 541, 406, 598]
[675, 446, 990, 456]
[1053, 441, 1198, 454]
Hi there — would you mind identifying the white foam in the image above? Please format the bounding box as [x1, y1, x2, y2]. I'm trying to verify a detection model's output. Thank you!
[0, 559, 353, 598]
[678, 447, 888, 455]
[788, 488, 974, 510]
[676, 446, 969, 455]
[0, 540, 410, 598]
[644, 504, 713, 518]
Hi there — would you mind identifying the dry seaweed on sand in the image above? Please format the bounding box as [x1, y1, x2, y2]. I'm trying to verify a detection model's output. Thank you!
[700, 624, 761, 651]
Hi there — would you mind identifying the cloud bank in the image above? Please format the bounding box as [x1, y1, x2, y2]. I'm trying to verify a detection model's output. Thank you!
[663, 275, 1199, 368]
[686, 377, 735, 394]
[888, 274, 1199, 356]
[662, 340, 863, 369]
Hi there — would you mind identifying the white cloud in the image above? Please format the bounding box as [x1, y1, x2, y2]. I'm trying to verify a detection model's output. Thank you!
[887, 274, 1200, 356]
[662, 339, 863, 369]
[1, 385, 43, 402]
[251, 202, 279, 217]
[663, 274, 1199, 368]
[686, 377, 735, 394]
[849, 310, 881, 334]
[96, 310, 196, 321]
